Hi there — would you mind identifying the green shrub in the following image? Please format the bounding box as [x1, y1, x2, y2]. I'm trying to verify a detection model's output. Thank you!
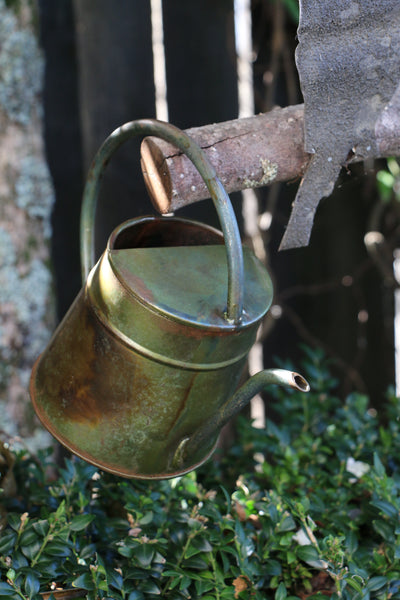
[1, 348, 400, 599]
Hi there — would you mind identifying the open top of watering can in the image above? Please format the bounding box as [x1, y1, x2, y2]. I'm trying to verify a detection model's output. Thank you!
[107, 217, 273, 330]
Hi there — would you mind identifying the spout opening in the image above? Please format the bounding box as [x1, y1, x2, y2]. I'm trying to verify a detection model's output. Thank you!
[293, 373, 310, 392]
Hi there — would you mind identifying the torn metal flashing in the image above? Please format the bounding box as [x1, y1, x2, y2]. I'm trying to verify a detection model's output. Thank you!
[280, 0, 400, 250]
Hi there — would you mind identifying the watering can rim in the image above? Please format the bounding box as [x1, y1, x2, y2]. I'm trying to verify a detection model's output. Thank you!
[101, 215, 274, 331]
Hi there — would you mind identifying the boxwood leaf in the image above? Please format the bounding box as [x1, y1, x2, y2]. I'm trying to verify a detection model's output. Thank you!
[70, 514, 95, 531]
[366, 576, 388, 592]
[45, 540, 72, 557]
[0, 581, 16, 596]
[278, 515, 296, 532]
[373, 453, 385, 477]
[275, 582, 287, 600]
[20, 529, 39, 547]
[135, 545, 154, 567]
[24, 573, 40, 599]
[264, 560, 282, 576]
[141, 580, 161, 595]
[185, 537, 213, 558]
[72, 573, 95, 591]
[139, 512, 153, 525]
[128, 592, 145, 600]
[20, 539, 42, 560]
[7, 514, 23, 532]
[195, 579, 215, 595]
[371, 499, 398, 519]
[183, 556, 208, 570]
[346, 577, 364, 593]
[0, 532, 16, 554]
[296, 545, 325, 568]
[373, 519, 394, 543]
[32, 520, 50, 537]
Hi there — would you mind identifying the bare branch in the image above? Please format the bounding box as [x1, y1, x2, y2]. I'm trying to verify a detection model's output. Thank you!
[140, 103, 400, 216]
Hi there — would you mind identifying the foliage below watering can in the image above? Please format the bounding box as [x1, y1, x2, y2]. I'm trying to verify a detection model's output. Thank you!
[2, 347, 400, 600]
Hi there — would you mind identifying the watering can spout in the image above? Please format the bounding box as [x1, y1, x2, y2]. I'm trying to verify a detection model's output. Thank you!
[172, 369, 310, 470]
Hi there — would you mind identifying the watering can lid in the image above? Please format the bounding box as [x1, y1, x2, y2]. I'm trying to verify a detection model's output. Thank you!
[109, 245, 273, 329]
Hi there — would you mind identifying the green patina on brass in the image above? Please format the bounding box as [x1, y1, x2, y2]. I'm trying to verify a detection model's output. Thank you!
[30, 119, 309, 480]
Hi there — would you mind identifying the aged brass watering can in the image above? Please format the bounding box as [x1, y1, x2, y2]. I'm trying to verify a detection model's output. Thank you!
[30, 119, 309, 479]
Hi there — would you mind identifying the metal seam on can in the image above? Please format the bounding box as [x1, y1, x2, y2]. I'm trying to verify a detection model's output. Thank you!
[89, 300, 249, 371]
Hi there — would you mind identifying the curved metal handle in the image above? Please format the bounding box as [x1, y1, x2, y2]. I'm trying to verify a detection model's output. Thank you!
[80, 119, 244, 324]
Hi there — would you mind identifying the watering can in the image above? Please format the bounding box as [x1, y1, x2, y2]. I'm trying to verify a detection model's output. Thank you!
[30, 119, 309, 479]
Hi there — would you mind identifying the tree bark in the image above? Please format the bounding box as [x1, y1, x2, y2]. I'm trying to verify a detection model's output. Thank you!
[141, 104, 306, 213]
[0, 0, 55, 448]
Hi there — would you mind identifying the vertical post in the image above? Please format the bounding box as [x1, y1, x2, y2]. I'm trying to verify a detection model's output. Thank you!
[235, 0, 265, 426]
[150, 0, 169, 122]
[393, 250, 400, 396]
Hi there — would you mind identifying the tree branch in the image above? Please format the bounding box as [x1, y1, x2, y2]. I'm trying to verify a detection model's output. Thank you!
[140, 103, 400, 215]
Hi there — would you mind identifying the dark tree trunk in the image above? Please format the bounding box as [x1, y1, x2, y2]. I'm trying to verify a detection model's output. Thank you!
[39, 0, 83, 319]
[73, 0, 156, 259]
[162, 0, 242, 231]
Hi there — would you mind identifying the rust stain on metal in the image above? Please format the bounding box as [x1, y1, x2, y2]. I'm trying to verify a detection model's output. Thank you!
[166, 372, 197, 437]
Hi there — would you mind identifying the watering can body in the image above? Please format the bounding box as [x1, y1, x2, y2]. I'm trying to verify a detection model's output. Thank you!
[30, 119, 309, 479]
[31, 216, 273, 478]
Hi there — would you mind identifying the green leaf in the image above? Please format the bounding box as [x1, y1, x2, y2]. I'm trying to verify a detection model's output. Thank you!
[366, 576, 388, 592]
[179, 575, 191, 591]
[296, 545, 325, 568]
[264, 560, 282, 576]
[139, 511, 153, 525]
[44, 540, 72, 557]
[118, 544, 134, 558]
[278, 515, 296, 532]
[19, 529, 38, 546]
[140, 581, 161, 595]
[20, 539, 42, 560]
[195, 578, 215, 595]
[134, 544, 154, 567]
[183, 556, 208, 570]
[24, 573, 40, 600]
[346, 577, 364, 593]
[7, 514, 23, 532]
[345, 531, 358, 555]
[70, 513, 95, 531]
[6, 570, 16, 583]
[107, 568, 123, 591]
[373, 453, 386, 477]
[72, 573, 95, 591]
[55, 500, 66, 520]
[371, 499, 398, 519]
[128, 592, 145, 600]
[0, 581, 16, 596]
[373, 519, 395, 542]
[185, 537, 213, 558]
[275, 582, 287, 600]
[0, 532, 16, 554]
[32, 520, 50, 537]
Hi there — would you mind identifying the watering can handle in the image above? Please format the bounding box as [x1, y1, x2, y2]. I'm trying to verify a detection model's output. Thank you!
[80, 119, 244, 324]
